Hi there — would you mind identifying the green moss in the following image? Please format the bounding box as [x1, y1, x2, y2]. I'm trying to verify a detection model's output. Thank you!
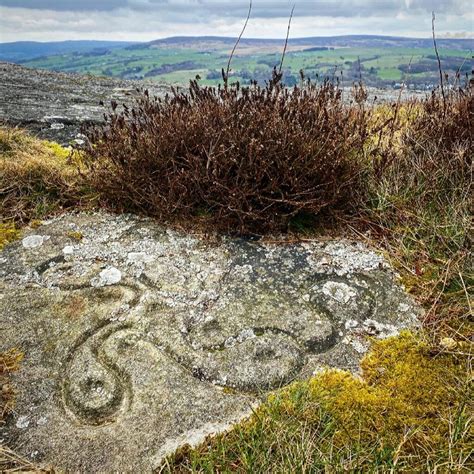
[67, 230, 83, 241]
[0, 222, 21, 250]
[319, 332, 470, 448]
[42, 141, 70, 161]
[163, 332, 472, 472]
[29, 219, 43, 229]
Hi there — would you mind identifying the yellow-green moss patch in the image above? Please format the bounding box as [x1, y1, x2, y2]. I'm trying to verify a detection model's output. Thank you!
[67, 230, 83, 241]
[43, 140, 71, 160]
[0, 222, 20, 250]
[163, 332, 472, 472]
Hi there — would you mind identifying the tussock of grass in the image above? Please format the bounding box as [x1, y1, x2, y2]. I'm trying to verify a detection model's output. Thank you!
[359, 91, 472, 340]
[0, 126, 95, 224]
[163, 333, 472, 472]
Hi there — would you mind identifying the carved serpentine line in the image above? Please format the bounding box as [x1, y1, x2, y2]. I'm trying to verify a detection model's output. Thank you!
[60, 283, 147, 426]
[62, 322, 135, 426]
[185, 323, 339, 355]
[60, 274, 380, 425]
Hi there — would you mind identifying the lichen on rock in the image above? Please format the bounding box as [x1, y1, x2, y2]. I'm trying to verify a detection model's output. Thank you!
[0, 211, 421, 471]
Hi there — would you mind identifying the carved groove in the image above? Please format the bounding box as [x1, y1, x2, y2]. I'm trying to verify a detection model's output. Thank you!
[61, 273, 380, 424]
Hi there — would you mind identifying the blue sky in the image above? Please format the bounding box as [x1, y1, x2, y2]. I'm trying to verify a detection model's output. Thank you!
[0, 1, 472, 42]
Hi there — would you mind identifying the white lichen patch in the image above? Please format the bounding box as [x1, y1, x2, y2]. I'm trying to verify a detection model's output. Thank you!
[37, 416, 48, 426]
[362, 319, 399, 338]
[16, 415, 30, 429]
[91, 266, 122, 287]
[62, 245, 74, 255]
[50, 122, 65, 130]
[224, 328, 256, 348]
[322, 281, 357, 304]
[22, 235, 47, 249]
[306, 240, 387, 276]
[127, 252, 155, 264]
[345, 319, 359, 329]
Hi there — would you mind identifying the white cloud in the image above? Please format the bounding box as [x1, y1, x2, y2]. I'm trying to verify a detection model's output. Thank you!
[0, 2, 472, 42]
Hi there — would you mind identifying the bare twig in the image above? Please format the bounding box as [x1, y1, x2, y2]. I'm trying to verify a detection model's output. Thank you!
[279, 5, 295, 75]
[224, 0, 252, 86]
[357, 56, 362, 84]
[432, 11, 446, 110]
[454, 50, 472, 87]
[389, 55, 413, 141]
[458, 270, 472, 315]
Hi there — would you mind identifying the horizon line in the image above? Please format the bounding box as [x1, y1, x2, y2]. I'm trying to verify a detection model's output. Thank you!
[1, 33, 473, 45]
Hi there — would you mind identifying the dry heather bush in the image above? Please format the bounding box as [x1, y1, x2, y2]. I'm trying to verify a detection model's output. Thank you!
[366, 88, 473, 225]
[84, 78, 370, 233]
[396, 89, 472, 198]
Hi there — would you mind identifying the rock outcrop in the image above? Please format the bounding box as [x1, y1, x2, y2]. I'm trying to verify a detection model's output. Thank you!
[0, 62, 167, 144]
[0, 212, 421, 471]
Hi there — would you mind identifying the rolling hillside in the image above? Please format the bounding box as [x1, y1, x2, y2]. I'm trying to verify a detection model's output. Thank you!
[3, 36, 472, 88]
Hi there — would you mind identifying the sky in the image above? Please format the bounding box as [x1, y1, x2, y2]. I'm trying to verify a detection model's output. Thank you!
[0, 1, 472, 43]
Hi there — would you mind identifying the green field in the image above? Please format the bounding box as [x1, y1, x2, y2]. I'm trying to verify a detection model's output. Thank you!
[21, 40, 472, 88]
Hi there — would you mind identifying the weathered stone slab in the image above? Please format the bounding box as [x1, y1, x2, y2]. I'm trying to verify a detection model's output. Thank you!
[0, 212, 421, 471]
[0, 62, 168, 145]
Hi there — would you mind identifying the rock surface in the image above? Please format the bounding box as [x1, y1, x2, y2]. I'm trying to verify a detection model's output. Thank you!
[0, 62, 168, 145]
[0, 212, 421, 471]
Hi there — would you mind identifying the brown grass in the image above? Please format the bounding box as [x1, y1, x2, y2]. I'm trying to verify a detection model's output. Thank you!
[356, 88, 473, 339]
[0, 125, 95, 224]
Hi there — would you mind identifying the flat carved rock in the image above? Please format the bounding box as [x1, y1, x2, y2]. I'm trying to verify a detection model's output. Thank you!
[0, 212, 421, 471]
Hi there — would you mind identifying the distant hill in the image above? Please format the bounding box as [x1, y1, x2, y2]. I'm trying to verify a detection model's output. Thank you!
[0, 40, 139, 62]
[137, 35, 473, 51]
[3, 35, 472, 89]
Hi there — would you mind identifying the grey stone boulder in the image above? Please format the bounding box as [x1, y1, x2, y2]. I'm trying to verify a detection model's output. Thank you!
[0, 212, 421, 471]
